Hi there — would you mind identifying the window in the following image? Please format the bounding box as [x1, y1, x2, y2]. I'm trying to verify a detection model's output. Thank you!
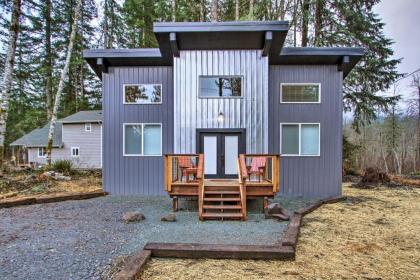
[123, 123, 162, 156]
[280, 123, 320, 156]
[199, 76, 242, 98]
[71, 147, 80, 157]
[38, 147, 46, 158]
[85, 123, 92, 132]
[123, 84, 162, 104]
[280, 83, 320, 103]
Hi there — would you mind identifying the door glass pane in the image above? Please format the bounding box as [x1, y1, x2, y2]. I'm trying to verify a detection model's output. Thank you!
[125, 125, 142, 155]
[224, 136, 238, 175]
[301, 124, 320, 155]
[281, 125, 299, 155]
[204, 136, 217, 174]
[144, 124, 161, 155]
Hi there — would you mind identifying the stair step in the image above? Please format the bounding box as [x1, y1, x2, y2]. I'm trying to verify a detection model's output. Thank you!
[203, 205, 242, 210]
[205, 190, 240, 195]
[204, 197, 241, 202]
[202, 212, 243, 218]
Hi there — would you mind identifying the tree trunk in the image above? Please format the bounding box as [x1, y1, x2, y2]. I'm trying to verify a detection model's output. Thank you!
[46, 0, 83, 167]
[44, 0, 54, 118]
[301, 0, 309, 47]
[279, 0, 286, 20]
[200, 0, 206, 21]
[417, 85, 420, 169]
[172, 0, 176, 22]
[235, 0, 240, 20]
[314, 0, 323, 46]
[292, 0, 298, 46]
[249, 0, 254, 19]
[104, 0, 110, 48]
[211, 0, 218, 21]
[0, 0, 22, 171]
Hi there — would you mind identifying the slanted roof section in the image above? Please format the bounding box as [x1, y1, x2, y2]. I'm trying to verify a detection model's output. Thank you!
[60, 110, 102, 123]
[84, 48, 170, 78]
[274, 47, 365, 77]
[153, 21, 289, 60]
[10, 122, 63, 148]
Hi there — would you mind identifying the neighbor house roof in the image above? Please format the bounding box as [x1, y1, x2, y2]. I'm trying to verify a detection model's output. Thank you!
[84, 21, 364, 79]
[10, 110, 102, 147]
[10, 122, 63, 148]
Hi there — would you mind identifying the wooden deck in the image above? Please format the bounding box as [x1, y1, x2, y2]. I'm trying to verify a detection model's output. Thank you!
[164, 154, 280, 221]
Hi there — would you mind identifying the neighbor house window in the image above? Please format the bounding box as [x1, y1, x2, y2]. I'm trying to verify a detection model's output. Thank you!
[85, 123, 92, 132]
[38, 147, 46, 158]
[281, 123, 320, 156]
[280, 83, 320, 103]
[71, 147, 80, 157]
[124, 84, 162, 104]
[199, 76, 242, 98]
[123, 123, 162, 156]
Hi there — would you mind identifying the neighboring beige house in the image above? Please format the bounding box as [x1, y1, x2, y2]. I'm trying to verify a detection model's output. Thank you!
[10, 111, 102, 169]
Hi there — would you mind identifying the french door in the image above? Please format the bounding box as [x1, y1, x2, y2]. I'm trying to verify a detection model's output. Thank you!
[197, 129, 246, 178]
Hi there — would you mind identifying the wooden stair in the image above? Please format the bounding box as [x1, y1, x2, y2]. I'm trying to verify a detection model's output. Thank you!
[200, 181, 245, 221]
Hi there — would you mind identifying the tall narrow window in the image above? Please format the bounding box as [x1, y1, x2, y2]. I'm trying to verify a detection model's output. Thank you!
[199, 76, 242, 97]
[123, 124, 162, 156]
[38, 147, 46, 158]
[71, 147, 80, 157]
[124, 84, 162, 104]
[281, 123, 320, 156]
[280, 83, 320, 103]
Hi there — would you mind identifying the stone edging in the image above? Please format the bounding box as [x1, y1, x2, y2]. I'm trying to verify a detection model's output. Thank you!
[114, 195, 346, 280]
[0, 191, 108, 209]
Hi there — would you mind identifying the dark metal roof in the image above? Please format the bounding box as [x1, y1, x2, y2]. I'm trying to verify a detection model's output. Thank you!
[153, 21, 289, 60]
[84, 48, 171, 78]
[60, 110, 102, 123]
[275, 47, 365, 77]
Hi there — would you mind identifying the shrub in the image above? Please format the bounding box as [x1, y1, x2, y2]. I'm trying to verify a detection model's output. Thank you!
[51, 160, 75, 175]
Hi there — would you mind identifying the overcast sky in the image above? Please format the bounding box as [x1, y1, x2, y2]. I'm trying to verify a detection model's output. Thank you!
[374, 0, 420, 103]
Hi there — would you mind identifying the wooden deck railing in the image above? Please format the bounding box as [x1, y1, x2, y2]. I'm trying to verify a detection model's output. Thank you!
[164, 154, 204, 192]
[238, 154, 280, 193]
[238, 155, 248, 220]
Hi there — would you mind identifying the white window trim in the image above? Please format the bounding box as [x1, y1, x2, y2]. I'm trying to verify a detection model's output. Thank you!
[280, 83, 321, 104]
[280, 123, 321, 157]
[85, 123, 92, 132]
[38, 147, 47, 158]
[123, 123, 162, 157]
[198, 75, 244, 99]
[123, 84, 163, 105]
[71, 147, 80, 157]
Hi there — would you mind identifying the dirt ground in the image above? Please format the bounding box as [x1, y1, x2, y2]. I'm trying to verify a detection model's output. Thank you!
[0, 169, 102, 199]
[139, 184, 420, 280]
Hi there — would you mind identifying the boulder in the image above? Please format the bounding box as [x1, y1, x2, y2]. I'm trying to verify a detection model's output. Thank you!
[161, 213, 176, 222]
[41, 171, 71, 181]
[264, 203, 290, 221]
[122, 211, 145, 223]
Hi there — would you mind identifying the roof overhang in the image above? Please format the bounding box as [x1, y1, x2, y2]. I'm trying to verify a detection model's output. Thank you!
[274, 47, 365, 77]
[83, 48, 171, 79]
[153, 21, 289, 60]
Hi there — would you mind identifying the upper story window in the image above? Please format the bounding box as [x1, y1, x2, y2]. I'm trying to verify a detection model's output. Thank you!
[199, 76, 242, 98]
[280, 83, 320, 103]
[123, 123, 162, 156]
[281, 123, 320, 156]
[38, 147, 46, 158]
[123, 84, 162, 104]
[85, 123, 92, 132]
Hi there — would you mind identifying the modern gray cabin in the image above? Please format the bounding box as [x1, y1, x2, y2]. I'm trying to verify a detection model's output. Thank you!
[84, 21, 363, 204]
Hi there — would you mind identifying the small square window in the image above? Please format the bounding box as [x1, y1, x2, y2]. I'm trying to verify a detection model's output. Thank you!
[38, 147, 46, 158]
[85, 123, 92, 132]
[71, 147, 80, 157]
[123, 123, 162, 156]
[281, 123, 320, 156]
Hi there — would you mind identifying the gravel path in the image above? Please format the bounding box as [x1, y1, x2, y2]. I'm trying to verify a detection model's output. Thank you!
[0, 196, 312, 280]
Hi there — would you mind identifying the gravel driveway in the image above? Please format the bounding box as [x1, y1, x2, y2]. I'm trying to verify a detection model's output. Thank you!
[0, 195, 312, 280]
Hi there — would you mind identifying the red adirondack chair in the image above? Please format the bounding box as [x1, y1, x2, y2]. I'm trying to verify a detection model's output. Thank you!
[248, 157, 267, 182]
[178, 156, 198, 182]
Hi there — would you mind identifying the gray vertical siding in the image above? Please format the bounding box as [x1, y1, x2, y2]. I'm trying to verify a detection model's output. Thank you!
[102, 66, 173, 195]
[174, 50, 268, 154]
[269, 65, 343, 198]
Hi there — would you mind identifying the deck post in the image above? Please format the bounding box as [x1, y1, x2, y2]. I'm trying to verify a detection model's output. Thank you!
[172, 197, 178, 212]
[263, 196, 268, 212]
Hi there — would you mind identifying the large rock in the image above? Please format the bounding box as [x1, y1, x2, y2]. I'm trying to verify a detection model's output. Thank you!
[264, 203, 290, 221]
[41, 171, 71, 181]
[122, 211, 145, 223]
[161, 213, 176, 222]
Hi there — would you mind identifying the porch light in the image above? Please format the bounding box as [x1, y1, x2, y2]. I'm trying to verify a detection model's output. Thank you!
[217, 112, 224, 123]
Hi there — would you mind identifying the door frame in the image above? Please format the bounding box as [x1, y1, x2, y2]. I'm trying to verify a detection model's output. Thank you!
[196, 128, 246, 178]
